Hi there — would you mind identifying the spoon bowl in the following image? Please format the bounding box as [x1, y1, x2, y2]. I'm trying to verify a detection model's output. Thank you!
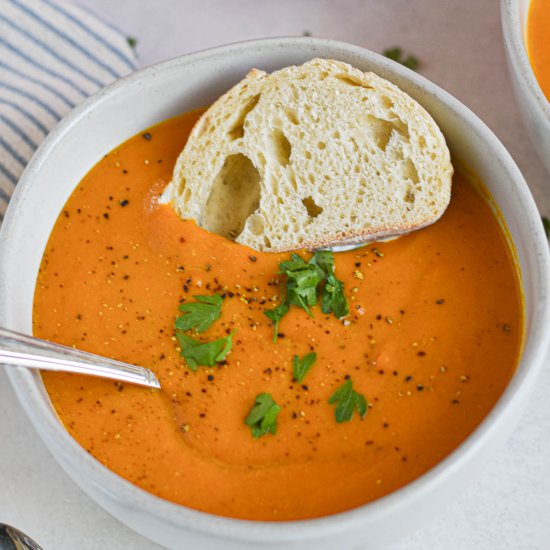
[0, 523, 43, 550]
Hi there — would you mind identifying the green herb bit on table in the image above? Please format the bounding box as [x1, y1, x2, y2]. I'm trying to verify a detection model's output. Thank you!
[329, 378, 368, 423]
[383, 47, 419, 71]
[126, 36, 138, 50]
[176, 330, 235, 372]
[175, 294, 223, 333]
[542, 216, 550, 238]
[293, 352, 317, 383]
[245, 393, 281, 438]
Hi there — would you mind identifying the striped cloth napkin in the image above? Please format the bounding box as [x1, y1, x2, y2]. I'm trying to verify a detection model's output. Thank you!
[0, 0, 137, 221]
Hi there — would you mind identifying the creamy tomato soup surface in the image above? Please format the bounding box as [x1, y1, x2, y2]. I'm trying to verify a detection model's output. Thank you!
[33, 110, 523, 521]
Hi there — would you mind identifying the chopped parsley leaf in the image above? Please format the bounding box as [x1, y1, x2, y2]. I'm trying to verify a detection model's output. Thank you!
[126, 36, 138, 50]
[293, 352, 317, 383]
[328, 379, 368, 423]
[311, 251, 349, 318]
[279, 253, 323, 315]
[383, 47, 419, 71]
[308, 250, 333, 273]
[245, 393, 281, 438]
[175, 294, 223, 333]
[542, 216, 550, 238]
[264, 303, 290, 342]
[264, 250, 349, 338]
[176, 330, 234, 371]
[322, 274, 349, 318]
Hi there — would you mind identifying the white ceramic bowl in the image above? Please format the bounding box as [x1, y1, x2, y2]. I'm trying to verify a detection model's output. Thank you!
[502, 0, 550, 174]
[1, 38, 549, 550]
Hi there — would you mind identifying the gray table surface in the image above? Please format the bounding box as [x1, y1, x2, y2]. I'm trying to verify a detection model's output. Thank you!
[1, 1, 549, 548]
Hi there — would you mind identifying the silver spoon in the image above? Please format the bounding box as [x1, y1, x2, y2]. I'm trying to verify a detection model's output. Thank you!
[0, 327, 160, 389]
[0, 523, 43, 550]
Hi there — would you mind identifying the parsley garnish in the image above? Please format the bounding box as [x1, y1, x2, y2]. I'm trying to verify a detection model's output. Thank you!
[322, 276, 348, 317]
[293, 352, 317, 383]
[279, 254, 323, 315]
[542, 216, 550, 238]
[245, 393, 281, 438]
[383, 47, 419, 71]
[263, 303, 290, 342]
[175, 294, 223, 333]
[308, 250, 333, 273]
[176, 330, 234, 371]
[126, 36, 138, 50]
[264, 250, 349, 340]
[311, 251, 349, 318]
[328, 379, 368, 423]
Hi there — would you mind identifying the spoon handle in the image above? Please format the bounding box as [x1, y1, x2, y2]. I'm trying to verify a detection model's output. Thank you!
[0, 327, 160, 389]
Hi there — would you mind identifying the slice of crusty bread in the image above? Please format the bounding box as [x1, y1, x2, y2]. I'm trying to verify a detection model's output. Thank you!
[161, 58, 453, 252]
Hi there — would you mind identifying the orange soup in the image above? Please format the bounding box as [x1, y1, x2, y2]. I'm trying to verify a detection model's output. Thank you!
[33, 111, 523, 521]
[528, 0, 550, 100]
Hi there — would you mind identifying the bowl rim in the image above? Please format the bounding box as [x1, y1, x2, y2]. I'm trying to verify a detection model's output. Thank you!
[2, 36, 550, 544]
[501, 0, 550, 123]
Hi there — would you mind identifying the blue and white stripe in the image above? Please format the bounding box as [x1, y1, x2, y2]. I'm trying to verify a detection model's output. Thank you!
[0, 0, 137, 220]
